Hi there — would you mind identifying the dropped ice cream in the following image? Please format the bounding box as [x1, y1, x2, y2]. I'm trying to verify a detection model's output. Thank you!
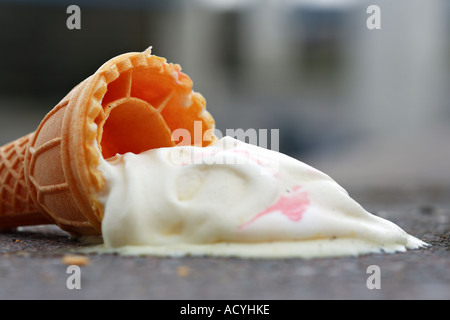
[93, 136, 426, 258]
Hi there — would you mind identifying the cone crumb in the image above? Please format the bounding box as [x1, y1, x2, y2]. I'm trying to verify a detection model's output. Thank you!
[61, 254, 90, 266]
[143, 46, 152, 55]
[177, 265, 190, 277]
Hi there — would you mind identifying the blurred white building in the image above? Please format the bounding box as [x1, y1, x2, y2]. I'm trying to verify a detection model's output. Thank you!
[154, 0, 450, 189]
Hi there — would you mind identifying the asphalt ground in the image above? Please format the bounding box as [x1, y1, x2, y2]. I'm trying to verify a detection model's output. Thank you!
[0, 185, 449, 300]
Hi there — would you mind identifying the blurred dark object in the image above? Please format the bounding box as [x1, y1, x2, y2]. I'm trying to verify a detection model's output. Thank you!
[0, 2, 163, 98]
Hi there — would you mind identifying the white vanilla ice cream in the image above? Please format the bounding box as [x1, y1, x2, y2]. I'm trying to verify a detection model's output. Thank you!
[94, 136, 426, 258]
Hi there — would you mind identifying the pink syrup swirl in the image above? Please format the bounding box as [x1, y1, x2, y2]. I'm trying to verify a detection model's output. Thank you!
[239, 185, 310, 230]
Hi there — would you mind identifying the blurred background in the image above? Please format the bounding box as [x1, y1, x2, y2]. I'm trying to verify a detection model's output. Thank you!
[0, 0, 449, 192]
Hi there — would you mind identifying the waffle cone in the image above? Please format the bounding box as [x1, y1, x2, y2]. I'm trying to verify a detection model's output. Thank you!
[0, 48, 216, 235]
[0, 133, 50, 229]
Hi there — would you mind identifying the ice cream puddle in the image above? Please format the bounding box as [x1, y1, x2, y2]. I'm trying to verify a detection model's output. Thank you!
[92, 136, 426, 259]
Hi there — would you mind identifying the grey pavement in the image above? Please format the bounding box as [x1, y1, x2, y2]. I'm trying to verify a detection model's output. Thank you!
[0, 184, 449, 300]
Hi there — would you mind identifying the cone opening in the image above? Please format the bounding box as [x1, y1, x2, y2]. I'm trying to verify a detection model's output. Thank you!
[100, 99, 175, 159]
[97, 55, 214, 160]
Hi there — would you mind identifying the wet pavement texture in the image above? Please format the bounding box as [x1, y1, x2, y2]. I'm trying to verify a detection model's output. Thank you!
[0, 186, 449, 300]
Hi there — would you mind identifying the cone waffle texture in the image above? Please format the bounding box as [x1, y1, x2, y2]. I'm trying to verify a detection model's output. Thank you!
[0, 134, 49, 228]
[0, 48, 215, 235]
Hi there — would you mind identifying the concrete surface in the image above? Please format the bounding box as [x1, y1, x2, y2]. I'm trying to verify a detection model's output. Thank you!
[0, 185, 449, 300]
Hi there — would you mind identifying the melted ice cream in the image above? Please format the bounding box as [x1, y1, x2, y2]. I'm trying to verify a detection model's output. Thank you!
[95, 136, 426, 258]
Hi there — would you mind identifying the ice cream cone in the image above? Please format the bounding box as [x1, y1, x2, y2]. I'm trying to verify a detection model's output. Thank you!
[0, 47, 215, 236]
